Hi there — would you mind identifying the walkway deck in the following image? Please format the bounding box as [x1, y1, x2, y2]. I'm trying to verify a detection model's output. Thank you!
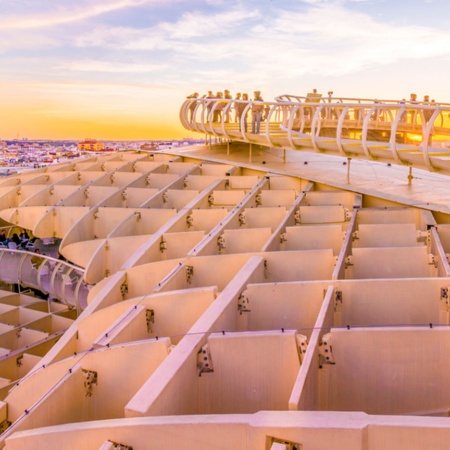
[174, 142, 450, 215]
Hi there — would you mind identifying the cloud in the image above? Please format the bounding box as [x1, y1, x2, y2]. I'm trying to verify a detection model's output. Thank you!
[58, 60, 169, 73]
[0, 0, 157, 29]
[76, 6, 260, 49]
[300, 0, 372, 3]
[4, 1, 450, 103]
[276, 7, 444, 76]
[73, 2, 450, 67]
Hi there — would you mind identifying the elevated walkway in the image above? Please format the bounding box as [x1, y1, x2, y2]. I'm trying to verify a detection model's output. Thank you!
[180, 95, 450, 174]
[0, 249, 89, 312]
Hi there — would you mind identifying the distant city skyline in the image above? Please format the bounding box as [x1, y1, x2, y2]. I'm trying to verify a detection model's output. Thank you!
[1, 0, 449, 140]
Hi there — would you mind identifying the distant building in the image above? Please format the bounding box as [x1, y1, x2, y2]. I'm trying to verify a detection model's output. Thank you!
[140, 142, 159, 151]
[78, 139, 105, 152]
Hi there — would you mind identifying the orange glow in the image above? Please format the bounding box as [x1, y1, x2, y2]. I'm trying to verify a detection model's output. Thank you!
[0, 82, 191, 141]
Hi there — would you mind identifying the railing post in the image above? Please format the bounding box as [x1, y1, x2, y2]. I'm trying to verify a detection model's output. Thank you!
[408, 166, 413, 185]
[347, 157, 351, 184]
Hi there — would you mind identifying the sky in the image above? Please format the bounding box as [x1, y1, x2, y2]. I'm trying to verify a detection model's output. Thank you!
[1, 0, 450, 141]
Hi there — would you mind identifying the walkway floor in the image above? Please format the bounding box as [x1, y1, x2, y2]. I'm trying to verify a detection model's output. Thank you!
[171, 142, 450, 215]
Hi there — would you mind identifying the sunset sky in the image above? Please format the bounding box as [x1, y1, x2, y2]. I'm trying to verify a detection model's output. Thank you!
[1, 0, 450, 141]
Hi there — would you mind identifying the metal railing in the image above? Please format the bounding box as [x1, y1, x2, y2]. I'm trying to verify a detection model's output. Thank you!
[0, 248, 90, 313]
[180, 95, 450, 173]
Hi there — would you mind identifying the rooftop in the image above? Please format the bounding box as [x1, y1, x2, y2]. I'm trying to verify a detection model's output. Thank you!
[0, 95, 450, 449]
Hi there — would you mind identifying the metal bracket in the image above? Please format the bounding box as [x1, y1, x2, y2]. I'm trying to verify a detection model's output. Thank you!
[441, 287, 449, 310]
[352, 230, 359, 241]
[186, 214, 193, 228]
[429, 253, 437, 267]
[168, 344, 176, 354]
[296, 334, 308, 363]
[120, 281, 128, 299]
[238, 211, 247, 226]
[162, 192, 168, 203]
[267, 436, 302, 450]
[208, 194, 214, 206]
[146, 309, 155, 333]
[0, 420, 11, 434]
[238, 291, 250, 314]
[104, 441, 133, 450]
[16, 355, 23, 367]
[294, 209, 301, 224]
[217, 234, 226, 253]
[197, 343, 213, 376]
[279, 233, 287, 244]
[319, 333, 335, 367]
[186, 265, 194, 284]
[82, 369, 98, 397]
[159, 238, 167, 253]
[255, 193, 262, 206]
[334, 290, 343, 311]
[345, 255, 353, 267]
[417, 229, 431, 242]
[344, 208, 351, 221]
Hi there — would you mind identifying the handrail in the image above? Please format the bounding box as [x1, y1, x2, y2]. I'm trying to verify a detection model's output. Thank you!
[181, 95, 450, 174]
[0, 248, 90, 312]
[423, 108, 444, 171]
[275, 94, 450, 107]
[336, 105, 349, 156]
